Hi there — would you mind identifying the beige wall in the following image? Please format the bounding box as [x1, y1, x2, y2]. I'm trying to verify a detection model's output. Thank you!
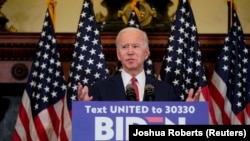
[2, 0, 250, 33]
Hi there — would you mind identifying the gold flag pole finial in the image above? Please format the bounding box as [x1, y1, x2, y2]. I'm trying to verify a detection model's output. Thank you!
[231, 0, 238, 11]
[130, 0, 141, 21]
[47, 0, 57, 29]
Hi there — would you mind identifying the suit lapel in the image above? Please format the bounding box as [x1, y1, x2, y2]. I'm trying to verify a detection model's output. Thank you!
[111, 73, 127, 98]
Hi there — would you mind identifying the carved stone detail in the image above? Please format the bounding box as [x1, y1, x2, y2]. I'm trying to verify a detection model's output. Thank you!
[11, 63, 29, 80]
[118, 1, 156, 26]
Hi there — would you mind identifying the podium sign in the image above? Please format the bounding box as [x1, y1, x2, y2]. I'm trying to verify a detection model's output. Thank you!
[72, 101, 208, 141]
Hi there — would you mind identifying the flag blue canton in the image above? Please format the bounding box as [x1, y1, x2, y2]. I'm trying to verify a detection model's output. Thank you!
[215, 10, 250, 114]
[26, 10, 67, 117]
[127, 3, 141, 29]
[67, 0, 109, 109]
[160, 0, 207, 100]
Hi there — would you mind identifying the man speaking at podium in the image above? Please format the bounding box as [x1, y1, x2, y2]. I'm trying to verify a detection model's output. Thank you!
[77, 27, 200, 102]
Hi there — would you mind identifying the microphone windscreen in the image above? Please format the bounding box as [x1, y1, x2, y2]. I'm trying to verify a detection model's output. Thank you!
[145, 84, 154, 91]
[126, 84, 133, 90]
[126, 84, 136, 101]
[144, 84, 155, 101]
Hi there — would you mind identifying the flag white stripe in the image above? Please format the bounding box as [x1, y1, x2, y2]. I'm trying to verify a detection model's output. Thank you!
[211, 72, 226, 124]
[211, 72, 242, 124]
[244, 108, 250, 123]
[39, 99, 64, 141]
[211, 72, 227, 95]
[62, 97, 72, 140]
[16, 91, 40, 140]
[210, 96, 222, 124]
[14, 115, 27, 141]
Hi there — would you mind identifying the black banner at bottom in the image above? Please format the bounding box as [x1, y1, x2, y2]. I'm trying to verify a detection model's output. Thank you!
[129, 125, 250, 140]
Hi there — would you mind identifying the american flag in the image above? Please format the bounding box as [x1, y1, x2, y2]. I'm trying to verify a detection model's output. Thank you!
[67, 0, 109, 104]
[209, 7, 250, 124]
[116, 0, 155, 77]
[62, 0, 109, 140]
[13, 9, 67, 141]
[159, 0, 214, 123]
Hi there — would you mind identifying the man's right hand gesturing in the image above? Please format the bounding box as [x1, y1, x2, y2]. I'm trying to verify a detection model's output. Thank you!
[77, 82, 93, 101]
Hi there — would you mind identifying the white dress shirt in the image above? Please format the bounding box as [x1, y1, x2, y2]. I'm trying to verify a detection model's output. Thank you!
[121, 69, 146, 101]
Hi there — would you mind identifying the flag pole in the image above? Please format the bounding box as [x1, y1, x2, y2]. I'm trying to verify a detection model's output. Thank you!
[227, 0, 235, 32]
[227, 0, 231, 32]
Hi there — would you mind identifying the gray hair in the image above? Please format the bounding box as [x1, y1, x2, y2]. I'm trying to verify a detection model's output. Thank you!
[115, 27, 149, 48]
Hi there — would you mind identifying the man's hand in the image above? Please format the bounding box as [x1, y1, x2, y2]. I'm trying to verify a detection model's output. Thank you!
[185, 87, 201, 102]
[77, 82, 93, 101]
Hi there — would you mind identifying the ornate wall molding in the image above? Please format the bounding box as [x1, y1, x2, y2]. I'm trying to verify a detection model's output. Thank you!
[0, 33, 250, 83]
[1, 32, 249, 61]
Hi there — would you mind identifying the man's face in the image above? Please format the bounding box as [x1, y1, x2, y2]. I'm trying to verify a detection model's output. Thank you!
[116, 30, 149, 73]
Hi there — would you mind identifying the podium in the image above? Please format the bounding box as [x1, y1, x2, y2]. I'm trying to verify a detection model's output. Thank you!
[72, 101, 208, 141]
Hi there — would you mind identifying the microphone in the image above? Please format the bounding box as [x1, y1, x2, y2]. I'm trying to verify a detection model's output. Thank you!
[144, 84, 155, 101]
[125, 84, 136, 101]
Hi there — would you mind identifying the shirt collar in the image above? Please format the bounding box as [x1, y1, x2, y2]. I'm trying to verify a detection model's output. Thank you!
[121, 69, 146, 88]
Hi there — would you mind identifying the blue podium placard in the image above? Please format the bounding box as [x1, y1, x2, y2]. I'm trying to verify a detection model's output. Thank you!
[72, 101, 208, 141]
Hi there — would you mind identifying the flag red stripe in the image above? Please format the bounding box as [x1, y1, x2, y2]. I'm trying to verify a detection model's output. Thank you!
[16, 102, 33, 141]
[209, 82, 231, 124]
[15, 95, 65, 141]
[246, 103, 250, 117]
[12, 130, 21, 141]
[59, 127, 68, 141]
[245, 104, 250, 123]
[69, 110, 72, 119]
[236, 111, 245, 124]
[33, 116, 49, 141]
[230, 100, 250, 124]
[47, 104, 61, 137]
[59, 98, 68, 141]
[201, 86, 217, 125]
[60, 96, 72, 141]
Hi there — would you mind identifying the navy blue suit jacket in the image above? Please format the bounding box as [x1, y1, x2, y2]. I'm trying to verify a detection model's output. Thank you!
[89, 73, 179, 101]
